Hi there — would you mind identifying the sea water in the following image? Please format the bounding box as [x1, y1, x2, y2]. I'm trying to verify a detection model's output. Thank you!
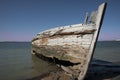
[94, 41, 120, 62]
[0, 42, 32, 80]
[0, 41, 120, 80]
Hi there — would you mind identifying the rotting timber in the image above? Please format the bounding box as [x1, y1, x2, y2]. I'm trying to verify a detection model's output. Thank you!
[31, 3, 107, 80]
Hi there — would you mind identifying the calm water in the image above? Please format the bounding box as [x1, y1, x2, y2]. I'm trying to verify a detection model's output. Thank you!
[94, 41, 120, 62]
[0, 41, 120, 80]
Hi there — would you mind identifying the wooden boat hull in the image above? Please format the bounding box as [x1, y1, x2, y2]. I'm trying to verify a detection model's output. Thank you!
[32, 3, 107, 80]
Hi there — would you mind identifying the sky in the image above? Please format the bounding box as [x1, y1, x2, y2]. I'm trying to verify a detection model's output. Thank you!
[0, 0, 120, 41]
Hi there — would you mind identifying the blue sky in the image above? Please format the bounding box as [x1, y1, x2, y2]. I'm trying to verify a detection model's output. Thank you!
[0, 0, 120, 41]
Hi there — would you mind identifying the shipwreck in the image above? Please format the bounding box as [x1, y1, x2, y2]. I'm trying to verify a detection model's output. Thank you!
[31, 3, 107, 80]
